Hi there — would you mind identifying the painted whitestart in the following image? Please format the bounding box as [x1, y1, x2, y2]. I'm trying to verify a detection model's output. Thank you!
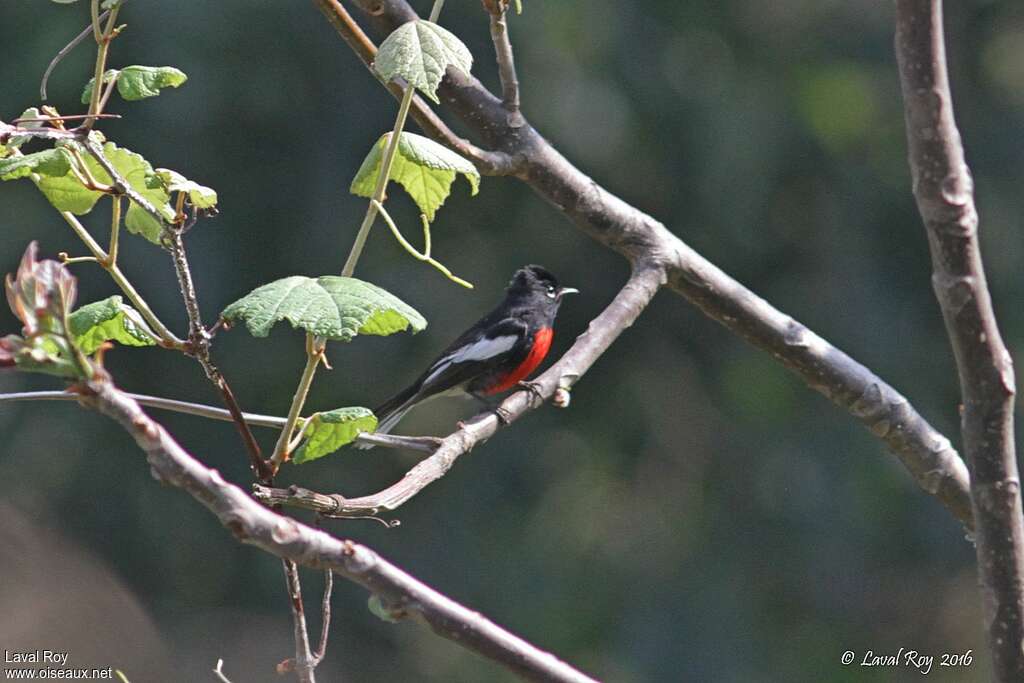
[359, 265, 577, 446]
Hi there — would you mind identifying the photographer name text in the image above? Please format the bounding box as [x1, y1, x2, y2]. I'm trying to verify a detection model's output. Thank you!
[4, 651, 70, 666]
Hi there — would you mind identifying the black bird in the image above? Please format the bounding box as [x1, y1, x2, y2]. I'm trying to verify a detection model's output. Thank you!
[361, 265, 577, 446]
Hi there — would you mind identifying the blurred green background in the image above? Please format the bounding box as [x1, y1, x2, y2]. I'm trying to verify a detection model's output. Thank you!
[2, 1, 1022, 680]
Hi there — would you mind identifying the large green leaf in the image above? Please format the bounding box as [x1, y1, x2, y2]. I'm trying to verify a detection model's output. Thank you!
[82, 66, 188, 103]
[36, 141, 174, 242]
[374, 20, 472, 104]
[292, 407, 378, 464]
[68, 295, 158, 354]
[221, 276, 426, 341]
[0, 148, 73, 181]
[350, 132, 479, 222]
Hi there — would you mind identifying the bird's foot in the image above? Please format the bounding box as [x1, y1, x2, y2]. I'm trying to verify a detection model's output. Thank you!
[493, 405, 514, 426]
[517, 380, 545, 407]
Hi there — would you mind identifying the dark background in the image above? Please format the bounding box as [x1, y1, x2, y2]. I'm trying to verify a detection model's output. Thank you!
[2, 1, 1022, 681]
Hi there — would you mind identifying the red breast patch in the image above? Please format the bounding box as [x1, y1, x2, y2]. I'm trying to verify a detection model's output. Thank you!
[484, 327, 554, 395]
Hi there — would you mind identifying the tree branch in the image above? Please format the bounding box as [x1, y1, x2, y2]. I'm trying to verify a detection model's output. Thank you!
[487, 7, 521, 118]
[894, 1, 1023, 679]
[324, 0, 975, 530]
[77, 378, 600, 683]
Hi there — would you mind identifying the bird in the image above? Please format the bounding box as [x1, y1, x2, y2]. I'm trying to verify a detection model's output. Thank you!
[359, 265, 577, 447]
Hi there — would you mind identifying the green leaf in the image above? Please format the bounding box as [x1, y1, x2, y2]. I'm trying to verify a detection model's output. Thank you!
[37, 141, 174, 242]
[149, 168, 217, 209]
[374, 20, 473, 104]
[221, 276, 426, 341]
[0, 148, 73, 181]
[292, 407, 377, 464]
[82, 66, 187, 104]
[68, 295, 158, 354]
[351, 132, 479, 222]
[117, 65, 187, 100]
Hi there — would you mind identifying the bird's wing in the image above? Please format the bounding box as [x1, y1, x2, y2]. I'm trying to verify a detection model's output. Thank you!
[415, 317, 529, 398]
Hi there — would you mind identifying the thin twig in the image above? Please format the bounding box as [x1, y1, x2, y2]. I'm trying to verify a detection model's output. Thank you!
[0, 123, 86, 143]
[83, 0, 121, 130]
[108, 195, 121, 266]
[371, 200, 473, 287]
[312, 569, 332, 665]
[11, 114, 121, 124]
[312, 516, 333, 667]
[40, 10, 110, 100]
[283, 559, 317, 683]
[0, 389, 442, 452]
[332, 0, 975, 529]
[78, 379, 599, 683]
[895, 1, 1023, 679]
[488, 9, 521, 118]
[272, 335, 325, 469]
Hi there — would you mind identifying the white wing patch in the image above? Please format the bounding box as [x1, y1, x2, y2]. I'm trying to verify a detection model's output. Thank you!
[422, 334, 519, 385]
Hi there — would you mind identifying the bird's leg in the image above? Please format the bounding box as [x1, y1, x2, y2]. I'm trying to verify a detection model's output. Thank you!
[466, 392, 514, 426]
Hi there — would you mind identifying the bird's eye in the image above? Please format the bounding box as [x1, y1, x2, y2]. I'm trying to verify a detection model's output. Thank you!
[546, 285, 557, 298]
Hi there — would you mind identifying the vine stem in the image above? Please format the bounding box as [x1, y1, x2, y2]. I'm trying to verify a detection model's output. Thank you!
[371, 200, 472, 288]
[340, 90, 416, 277]
[85, 0, 120, 130]
[108, 195, 121, 266]
[271, 334, 325, 469]
[340, 0, 446, 277]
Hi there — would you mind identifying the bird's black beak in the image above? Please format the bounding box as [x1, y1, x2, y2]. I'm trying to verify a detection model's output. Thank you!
[557, 287, 579, 300]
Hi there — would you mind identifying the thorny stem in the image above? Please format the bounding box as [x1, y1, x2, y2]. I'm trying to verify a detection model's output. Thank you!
[340, 0, 447, 277]
[271, 334, 325, 469]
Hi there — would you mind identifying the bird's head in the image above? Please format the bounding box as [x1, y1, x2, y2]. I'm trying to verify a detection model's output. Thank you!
[507, 265, 578, 308]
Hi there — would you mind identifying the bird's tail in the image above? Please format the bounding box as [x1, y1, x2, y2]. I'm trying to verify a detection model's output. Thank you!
[354, 386, 419, 450]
